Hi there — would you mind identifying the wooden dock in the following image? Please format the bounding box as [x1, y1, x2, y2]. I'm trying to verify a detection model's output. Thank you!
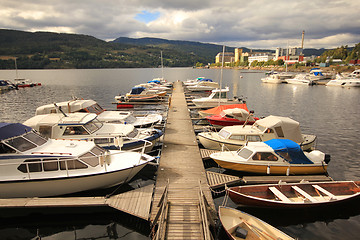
[150, 81, 216, 240]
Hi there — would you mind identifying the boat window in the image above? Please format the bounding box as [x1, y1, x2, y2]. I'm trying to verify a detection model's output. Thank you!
[265, 128, 274, 133]
[224, 114, 234, 119]
[91, 146, 106, 156]
[94, 138, 112, 144]
[274, 127, 284, 137]
[86, 104, 104, 114]
[128, 128, 139, 138]
[229, 135, 245, 141]
[247, 135, 261, 142]
[6, 136, 37, 152]
[255, 124, 266, 132]
[17, 159, 43, 173]
[43, 158, 59, 171]
[38, 126, 52, 138]
[79, 152, 99, 167]
[237, 148, 253, 159]
[0, 143, 16, 153]
[64, 126, 89, 135]
[277, 152, 292, 162]
[23, 132, 47, 146]
[212, 92, 227, 99]
[252, 152, 278, 161]
[219, 130, 231, 139]
[84, 121, 102, 134]
[124, 115, 136, 124]
[60, 159, 87, 170]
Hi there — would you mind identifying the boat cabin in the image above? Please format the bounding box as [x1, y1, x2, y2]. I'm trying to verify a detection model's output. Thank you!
[36, 99, 105, 115]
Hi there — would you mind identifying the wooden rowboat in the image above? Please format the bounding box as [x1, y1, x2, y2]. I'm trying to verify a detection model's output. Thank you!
[227, 181, 360, 209]
[219, 206, 294, 240]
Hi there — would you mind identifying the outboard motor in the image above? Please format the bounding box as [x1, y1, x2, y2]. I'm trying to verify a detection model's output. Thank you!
[324, 154, 331, 164]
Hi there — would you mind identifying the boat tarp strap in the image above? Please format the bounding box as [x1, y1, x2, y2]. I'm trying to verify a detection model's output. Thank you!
[264, 139, 313, 164]
[0, 123, 32, 140]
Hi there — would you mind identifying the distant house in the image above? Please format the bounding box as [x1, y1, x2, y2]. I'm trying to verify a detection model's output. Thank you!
[49, 58, 61, 62]
[248, 53, 274, 65]
[215, 52, 235, 64]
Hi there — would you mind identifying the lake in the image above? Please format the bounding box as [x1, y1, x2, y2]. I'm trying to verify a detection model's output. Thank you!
[0, 68, 359, 239]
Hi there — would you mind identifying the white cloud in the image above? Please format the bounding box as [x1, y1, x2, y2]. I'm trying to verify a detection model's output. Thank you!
[0, 0, 358, 49]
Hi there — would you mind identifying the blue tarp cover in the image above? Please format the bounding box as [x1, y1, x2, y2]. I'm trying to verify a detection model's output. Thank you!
[198, 78, 213, 82]
[264, 139, 313, 164]
[148, 80, 161, 84]
[0, 123, 32, 140]
[130, 86, 146, 94]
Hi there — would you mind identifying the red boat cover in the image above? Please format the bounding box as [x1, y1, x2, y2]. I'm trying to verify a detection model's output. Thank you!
[199, 104, 249, 117]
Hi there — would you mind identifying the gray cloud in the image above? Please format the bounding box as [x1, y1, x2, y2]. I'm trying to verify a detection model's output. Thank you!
[0, 0, 359, 49]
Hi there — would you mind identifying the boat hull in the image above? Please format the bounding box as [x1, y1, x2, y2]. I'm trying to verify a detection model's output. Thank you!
[0, 162, 148, 198]
[227, 181, 360, 209]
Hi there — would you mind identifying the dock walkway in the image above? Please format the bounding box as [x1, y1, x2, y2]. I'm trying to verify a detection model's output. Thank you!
[150, 81, 216, 239]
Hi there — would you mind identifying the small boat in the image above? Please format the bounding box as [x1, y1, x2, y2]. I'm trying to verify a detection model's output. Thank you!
[210, 139, 330, 175]
[198, 115, 316, 151]
[227, 181, 360, 209]
[286, 74, 315, 85]
[198, 104, 250, 118]
[261, 74, 283, 84]
[348, 69, 360, 78]
[192, 87, 245, 108]
[114, 86, 167, 102]
[184, 77, 206, 86]
[13, 78, 41, 88]
[205, 108, 259, 128]
[326, 74, 360, 87]
[35, 99, 163, 128]
[218, 206, 294, 240]
[23, 112, 163, 152]
[186, 79, 220, 91]
[0, 80, 17, 91]
[0, 122, 154, 198]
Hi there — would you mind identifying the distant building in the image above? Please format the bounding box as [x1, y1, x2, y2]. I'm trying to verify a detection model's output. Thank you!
[275, 47, 304, 64]
[248, 53, 274, 65]
[215, 52, 235, 64]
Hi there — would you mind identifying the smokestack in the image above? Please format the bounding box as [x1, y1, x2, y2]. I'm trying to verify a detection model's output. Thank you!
[301, 30, 305, 49]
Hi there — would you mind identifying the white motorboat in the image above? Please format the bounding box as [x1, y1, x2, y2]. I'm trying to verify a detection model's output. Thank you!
[35, 99, 163, 128]
[0, 80, 17, 91]
[286, 74, 315, 85]
[192, 87, 245, 108]
[114, 86, 167, 102]
[210, 139, 330, 175]
[184, 77, 206, 86]
[0, 122, 154, 198]
[198, 115, 316, 151]
[348, 69, 360, 78]
[326, 74, 360, 87]
[261, 74, 284, 84]
[186, 80, 220, 91]
[23, 112, 163, 152]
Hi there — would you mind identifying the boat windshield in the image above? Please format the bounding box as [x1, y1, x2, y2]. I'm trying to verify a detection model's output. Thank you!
[127, 128, 139, 138]
[237, 148, 253, 159]
[85, 104, 104, 115]
[212, 92, 227, 99]
[84, 120, 103, 134]
[124, 114, 136, 124]
[219, 129, 231, 139]
[254, 124, 266, 132]
[5, 131, 47, 152]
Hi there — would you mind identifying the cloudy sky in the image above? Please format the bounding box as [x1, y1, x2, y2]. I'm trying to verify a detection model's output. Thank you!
[1, 0, 359, 50]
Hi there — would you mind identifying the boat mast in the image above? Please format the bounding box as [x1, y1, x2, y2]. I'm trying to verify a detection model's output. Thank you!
[161, 51, 164, 80]
[15, 58, 19, 79]
[286, 41, 289, 72]
[219, 45, 225, 105]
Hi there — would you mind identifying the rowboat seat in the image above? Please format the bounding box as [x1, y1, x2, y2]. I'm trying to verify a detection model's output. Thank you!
[312, 184, 337, 200]
[269, 187, 292, 202]
[292, 186, 317, 202]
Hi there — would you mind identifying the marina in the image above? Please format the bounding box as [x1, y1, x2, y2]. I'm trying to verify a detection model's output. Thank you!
[0, 68, 359, 239]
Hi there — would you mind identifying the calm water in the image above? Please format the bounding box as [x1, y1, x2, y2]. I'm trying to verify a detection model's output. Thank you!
[0, 68, 359, 239]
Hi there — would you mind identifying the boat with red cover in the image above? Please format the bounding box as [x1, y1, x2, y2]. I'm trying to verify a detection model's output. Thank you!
[206, 108, 259, 128]
[227, 181, 360, 209]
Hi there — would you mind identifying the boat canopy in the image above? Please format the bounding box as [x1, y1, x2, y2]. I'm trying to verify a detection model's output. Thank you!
[130, 87, 146, 95]
[148, 80, 161, 84]
[199, 104, 249, 117]
[0, 123, 32, 140]
[254, 115, 304, 143]
[264, 139, 313, 164]
[198, 78, 213, 82]
[36, 99, 98, 115]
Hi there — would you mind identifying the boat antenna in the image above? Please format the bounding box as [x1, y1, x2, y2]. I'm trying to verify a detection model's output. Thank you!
[54, 103, 68, 117]
[219, 45, 225, 106]
[161, 51, 164, 80]
[15, 58, 19, 79]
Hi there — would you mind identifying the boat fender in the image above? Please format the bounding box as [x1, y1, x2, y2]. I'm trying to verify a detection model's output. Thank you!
[235, 226, 248, 239]
[267, 165, 270, 175]
[324, 154, 331, 164]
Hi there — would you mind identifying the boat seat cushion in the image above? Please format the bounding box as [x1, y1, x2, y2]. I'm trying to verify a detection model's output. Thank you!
[235, 226, 248, 239]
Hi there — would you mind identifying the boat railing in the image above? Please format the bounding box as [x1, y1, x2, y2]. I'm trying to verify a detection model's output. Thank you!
[150, 179, 169, 240]
[90, 135, 153, 153]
